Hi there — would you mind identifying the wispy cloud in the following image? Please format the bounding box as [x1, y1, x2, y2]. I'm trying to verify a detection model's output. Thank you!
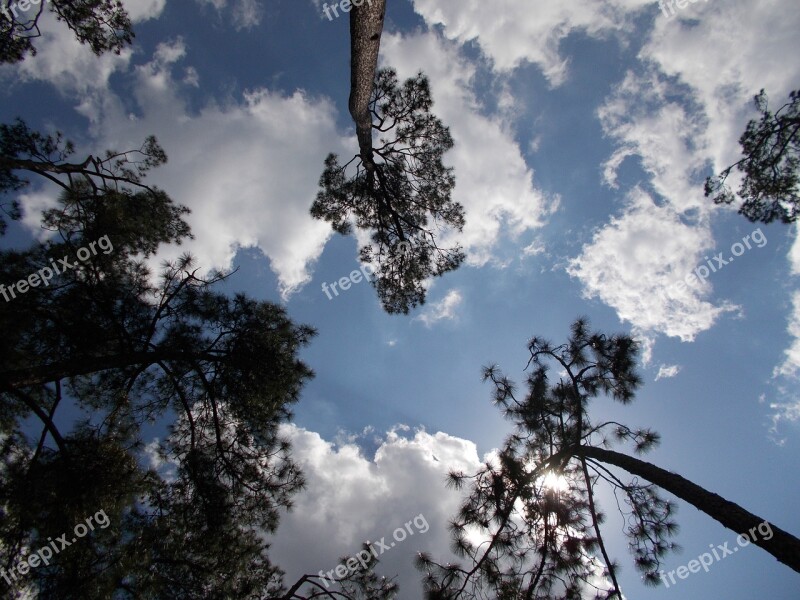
[768, 285, 800, 445]
[415, 289, 463, 327]
[655, 364, 681, 381]
[193, 0, 263, 30]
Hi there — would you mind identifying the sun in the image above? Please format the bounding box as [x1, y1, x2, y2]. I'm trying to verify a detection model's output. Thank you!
[541, 471, 569, 493]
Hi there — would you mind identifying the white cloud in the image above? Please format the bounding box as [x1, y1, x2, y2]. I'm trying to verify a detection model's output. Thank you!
[769, 228, 800, 443]
[231, 0, 264, 30]
[1, 0, 166, 94]
[789, 224, 800, 277]
[523, 240, 546, 257]
[773, 290, 800, 380]
[412, 2, 800, 401]
[769, 289, 800, 445]
[121, 0, 167, 22]
[269, 424, 480, 595]
[767, 398, 800, 447]
[269, 425, 619, 597]
[118, 79, 342, 298]
[563, 0, 800, 371]
[1, 10, 133, 94]
[381, 32, 555, 268]
[415, 289, 463, 327]
[655, 364, 681, 381]
[567, 188, 738, 342]
[13, 38, 347, 299]
[597, 68, 712, 214]
[410, 0, 652, 85]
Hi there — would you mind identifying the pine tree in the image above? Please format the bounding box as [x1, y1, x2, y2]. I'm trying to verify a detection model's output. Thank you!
[313, 68, 464, 314]
[418, 319, 800, 599]
[706, 88, 800, 223]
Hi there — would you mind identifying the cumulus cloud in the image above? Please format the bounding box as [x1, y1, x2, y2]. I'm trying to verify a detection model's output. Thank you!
[410, 0, 652, 85]
[1, 10, 133, 94]
[269, 424, 480, 595]
[1, 0, 166, 93]
[122, 44, 344, 297]
[10, 36, 347, 299]
[410, 2, 800, 404]
[566, 188, 738, 343]
[598, 68, 712, 214]
[415, 289, 463, 327]
[633, 0, 800, 441]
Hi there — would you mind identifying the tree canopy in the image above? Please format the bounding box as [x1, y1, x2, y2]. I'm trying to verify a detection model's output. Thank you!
[3, 2, 798, 598]
[313, 67, 465, 314]
[417, 319, 800, 599]
[0, 129, 323, 597]
[706, 88, 800, 223]
[0, 0, 133, 64]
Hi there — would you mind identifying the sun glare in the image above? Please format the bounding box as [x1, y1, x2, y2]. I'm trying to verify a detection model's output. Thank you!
[542, 471, 569, 493]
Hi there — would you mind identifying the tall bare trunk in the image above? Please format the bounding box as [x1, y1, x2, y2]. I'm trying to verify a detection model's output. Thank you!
[578, 446, 800, 572]
[348, 0, 386, 165]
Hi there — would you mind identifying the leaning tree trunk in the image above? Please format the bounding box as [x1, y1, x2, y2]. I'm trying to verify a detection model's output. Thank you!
[348, 0, 386, 164]
[577, 446, 800, 573]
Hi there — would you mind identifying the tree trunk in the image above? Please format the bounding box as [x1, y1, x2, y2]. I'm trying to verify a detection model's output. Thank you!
[348, 0, 386, 164]
[578, 446, 800, 573]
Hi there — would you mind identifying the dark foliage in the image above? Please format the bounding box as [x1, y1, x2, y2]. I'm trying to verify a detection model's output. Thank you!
[417, 320, 674, 599]
[0, 166, 316, 597]
[0, 0, 132, 64]
[706, 88, 800, 223]
[313, 68, 464, 314]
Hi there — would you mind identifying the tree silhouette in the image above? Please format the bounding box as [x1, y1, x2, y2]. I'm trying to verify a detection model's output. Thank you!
[0, 133, 419, 599]
[0, 0, 133, 64]
[313, 67, 465, 314]
[273, 543, 399, 600]
[706, 88, 800, 223]
[417, 319, 800, 599]
[0, 118, 171, 236]
[0, 143, 321, 596]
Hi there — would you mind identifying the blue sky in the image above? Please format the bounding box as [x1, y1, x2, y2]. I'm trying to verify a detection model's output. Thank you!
[2, 0, 799, 597]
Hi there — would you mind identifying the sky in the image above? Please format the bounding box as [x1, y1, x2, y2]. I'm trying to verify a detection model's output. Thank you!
[1, 0, 799, 598]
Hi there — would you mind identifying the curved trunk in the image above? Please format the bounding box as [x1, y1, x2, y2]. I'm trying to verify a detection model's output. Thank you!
[578, 446, 800, 573]
[348, 0, 386, 164]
